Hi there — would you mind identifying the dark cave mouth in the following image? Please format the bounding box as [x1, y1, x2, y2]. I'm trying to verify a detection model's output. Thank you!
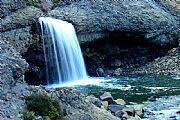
[22, 32, 176, 85]
[81, 32, 176, 77]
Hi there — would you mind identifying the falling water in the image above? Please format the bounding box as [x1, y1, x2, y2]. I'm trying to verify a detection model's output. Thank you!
[39, 17, 87, 85]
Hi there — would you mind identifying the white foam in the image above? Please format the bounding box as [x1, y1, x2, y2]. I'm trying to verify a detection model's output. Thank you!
[46, 77, 106, 88]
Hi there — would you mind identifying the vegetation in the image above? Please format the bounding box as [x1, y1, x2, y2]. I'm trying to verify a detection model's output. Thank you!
[27, 0, 60, 6]
[52, 0, 60, 4]
[27, 0, 40, 6]
[21, 111, 35, 120]
[25, 93, 63, 120]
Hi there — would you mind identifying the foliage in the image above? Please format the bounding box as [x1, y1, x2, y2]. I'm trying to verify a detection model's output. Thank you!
[25, 93, 62, 120]
[21, 111, 35, 120]
[27, 0, 40, 6]
[171, 33, 180, 39]
[52, 0, 60, 4]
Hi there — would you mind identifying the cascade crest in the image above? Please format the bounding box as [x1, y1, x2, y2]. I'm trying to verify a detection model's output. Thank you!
[39, 17, 87, 85]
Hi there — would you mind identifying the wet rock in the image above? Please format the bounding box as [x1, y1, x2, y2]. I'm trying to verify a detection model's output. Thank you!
[115, 110, 124, 118]
[176, 111, 180, 114]
[169, 116, 177, 120]
[114, 99, 126, 105]
[122, 107, 135, 116]
[110, 59, 121, 67]
[148, 96, 156, 102]
[134, 114, 141, 120]
[108, 104, 124, 113]
[113, 68, 123, 76]
[96, 68, 105, 77]
[100, 92, 114, 104]
[122, 112, 130, 119]
[134, 105, 144, 118]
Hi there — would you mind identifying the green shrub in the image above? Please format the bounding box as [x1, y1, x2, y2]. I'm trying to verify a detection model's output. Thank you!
[25, 93, 62, 119]
[22, 111, 35, 120]
[52, 0, 60, 4]
[27, 0, 40, 6]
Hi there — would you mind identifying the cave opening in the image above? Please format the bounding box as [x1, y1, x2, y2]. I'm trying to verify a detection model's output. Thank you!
[22, 31, 176, 85]
[81, 32, 176, 77]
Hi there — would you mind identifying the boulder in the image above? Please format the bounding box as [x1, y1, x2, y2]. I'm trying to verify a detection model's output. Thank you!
[108, 104, 124, 113]
[100, 92, 114, 104]
[96, 68, 105, 77]
[49, 0, 178, 45]
[114, 99, 126, 105]
[0, 0, 26, 18]
[134, 105, 144, 118]
[86, 95, 102, 108]
[101, 101, 108, 109]
[115, 110, 124, 118]
[148, 96, 156, 102]
[122, 107, 135, 116]
[113, 68, 123, 76]
[0, 6, 43, 32]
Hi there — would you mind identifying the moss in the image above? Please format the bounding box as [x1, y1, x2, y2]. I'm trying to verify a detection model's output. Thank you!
[27, 0, 40, 6]
[21, 111, 35, 120]
[52, 0, 60, 4]
[171, 33, 180, 39]
[25, 93, 63, 119]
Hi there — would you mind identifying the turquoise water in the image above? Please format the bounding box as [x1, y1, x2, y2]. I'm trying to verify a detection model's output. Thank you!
[75, 75, 180, 103]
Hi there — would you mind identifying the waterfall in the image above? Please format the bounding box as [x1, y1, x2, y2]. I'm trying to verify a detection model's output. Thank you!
[39, 17, 87, 85]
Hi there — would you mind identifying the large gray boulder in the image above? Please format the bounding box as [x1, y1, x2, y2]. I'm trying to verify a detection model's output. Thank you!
[0, 6, 43, 32]
[0, 0, 26, 18]
[49, 0, 178, 45]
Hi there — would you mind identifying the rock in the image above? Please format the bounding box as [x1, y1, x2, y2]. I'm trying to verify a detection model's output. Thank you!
[56, 88, 120, 120]
[134, 105, 144, 118]
[176, 0, 180, 4]
[86, 95, 102, 108]
[100, 92, 114, 104]
[0, 0, 26, 18]
[134, 114, 141, 120]
[50, 0, 178, 45]
[26, 0, 53, 12]
[108, 104, 124, 113]
[114, 99, 126, 105]
[122, 107, 135, 116]
[176, 111, 180, 114]
[110, 59, 122, 67]
[1, 27, 36, 54]
[148, 96, 156, 102]
[122, 112, 130, 119]
[96, 68, 105, 77]
[101, 101, 108, 109]
[0, 6, 43, 32]
[113, 68, 123, 76]
[115, 110, 124, 118]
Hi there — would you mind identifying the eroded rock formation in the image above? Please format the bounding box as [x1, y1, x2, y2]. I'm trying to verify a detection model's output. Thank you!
[0, 0, 180, 119]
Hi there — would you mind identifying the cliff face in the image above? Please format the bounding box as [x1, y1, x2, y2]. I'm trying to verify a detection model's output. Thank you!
[0, 0, 179, 45]
[0, 0, 180, 119]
